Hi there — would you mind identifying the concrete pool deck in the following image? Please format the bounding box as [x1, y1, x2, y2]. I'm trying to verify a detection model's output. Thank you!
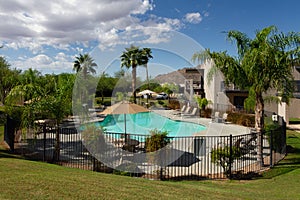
[151, 109, 252, 137]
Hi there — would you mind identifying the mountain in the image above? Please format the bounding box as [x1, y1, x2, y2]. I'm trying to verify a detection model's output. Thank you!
[153, 67, 203, 85]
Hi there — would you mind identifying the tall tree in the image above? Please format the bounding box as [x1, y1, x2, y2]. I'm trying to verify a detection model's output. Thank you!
[0, 57, 20, 104]
[38, 74, 75, 161]
[192, 26, 299, 166]
[73, 53, 97, 79]
[73, 54, 97, 104]
[142, 48, 153, 90]
[96, 73, 117, 103]
[120, 45, 153, 103]
[5, 68, 43, 106]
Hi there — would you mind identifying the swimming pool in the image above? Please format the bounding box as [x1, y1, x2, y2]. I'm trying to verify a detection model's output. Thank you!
[97, 112, 206, 137]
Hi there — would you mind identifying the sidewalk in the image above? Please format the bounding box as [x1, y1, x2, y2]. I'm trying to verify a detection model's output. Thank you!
[287, 124, 300, 132]
[152, 109, 252, 137]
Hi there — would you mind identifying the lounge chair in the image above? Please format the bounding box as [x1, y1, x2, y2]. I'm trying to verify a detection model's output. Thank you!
[211, 111, 220, 122]
[173, 105, 186, 115]
[180, 106, 191, 116]
[234, 134, 257, 155]
[182, 107, 198, 117]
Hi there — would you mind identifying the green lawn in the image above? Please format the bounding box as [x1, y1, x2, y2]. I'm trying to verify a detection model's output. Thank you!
[289, 118, 300, 124]
[0, 128, 300, 199]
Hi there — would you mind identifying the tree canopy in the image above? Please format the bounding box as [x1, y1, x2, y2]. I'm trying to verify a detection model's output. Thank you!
[73, 53, 97, 79]
[120, 45, 153, 103]
[193, 26, 299, 166]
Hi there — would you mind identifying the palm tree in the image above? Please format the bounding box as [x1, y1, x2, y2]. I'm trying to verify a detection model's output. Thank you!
[142, 48, 153, 90]
[73, 53, 97, 79]
[73, 54, 97, 104]
[6, 68, 43, 106]
[192, 26, 299, 166]
[120, 46, 153, 103]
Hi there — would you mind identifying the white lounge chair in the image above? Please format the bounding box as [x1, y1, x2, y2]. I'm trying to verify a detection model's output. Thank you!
[180, 106, 191, 116]
[222, 113, 228, 123]
[211, 111, 220, 122]
[182, 107, 198, 117]
[173, 105, 186, 115]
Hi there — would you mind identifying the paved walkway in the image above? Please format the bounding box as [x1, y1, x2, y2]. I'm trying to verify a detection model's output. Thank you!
[287, 124, 300, 132]
[152, 109, 252, 137]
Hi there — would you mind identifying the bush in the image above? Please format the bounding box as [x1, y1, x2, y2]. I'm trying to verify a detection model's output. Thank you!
[265, 123, 283, 152]
[145, 129, 170, 153]
[202, 108, 212, 118]
[102, 100, 111, 106]
[227, 112, 255, 127]
[211, 146, 242, 177]
[167, 100, 180, 110]
[157, 100, 165, 106]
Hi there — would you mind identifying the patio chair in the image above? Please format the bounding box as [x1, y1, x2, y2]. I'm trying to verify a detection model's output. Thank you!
[121, 136, 140, 153]
[234, 134, 257, 155]
[221, 113, 228, 123]
[182, 107, 198, 117]
[211, 111, 220, 122]
[172, 105, 186, 115]
[179, 106, 191, 116]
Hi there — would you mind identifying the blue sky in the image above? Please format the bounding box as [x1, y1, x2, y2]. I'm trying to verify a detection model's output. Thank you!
[0, 0, 299, 76]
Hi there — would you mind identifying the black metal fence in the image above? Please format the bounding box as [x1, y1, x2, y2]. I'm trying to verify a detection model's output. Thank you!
[8, 121, 286, 180]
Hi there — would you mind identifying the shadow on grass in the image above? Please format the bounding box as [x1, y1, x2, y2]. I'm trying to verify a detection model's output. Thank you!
[0, 149, 24, 159]
[257, 145, 300, 179]
[288, 121, 300, 125]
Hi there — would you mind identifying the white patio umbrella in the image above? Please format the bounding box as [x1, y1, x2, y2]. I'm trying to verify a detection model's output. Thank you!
[138, 89, 157, 95]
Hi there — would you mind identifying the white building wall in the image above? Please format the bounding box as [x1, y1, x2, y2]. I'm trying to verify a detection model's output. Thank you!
[200, 61, 230, 111]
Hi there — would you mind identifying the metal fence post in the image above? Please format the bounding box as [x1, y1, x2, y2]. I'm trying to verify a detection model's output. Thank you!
[270, 130, 273, 167]
[43, 124, 46, 162]
[229, 134, 233, 179]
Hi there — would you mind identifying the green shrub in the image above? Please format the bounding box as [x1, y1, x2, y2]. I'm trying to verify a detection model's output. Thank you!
[81, 124, 107, 153]
[95, 97, 102, 105]
[145, 129, 170, 153]
[157, 100, 165, 106]
[0, 110, 6, 125]
[211, 146, 242, 177]
[265, 123, 283, 152]
[102, 100, 111, 106]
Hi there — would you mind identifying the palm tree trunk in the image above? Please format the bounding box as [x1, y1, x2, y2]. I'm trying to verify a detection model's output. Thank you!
[146, 64, 150, 90]
[132, 65, 137, 104]
[146, 64, 149, 104]
[255, 92, 264, 167]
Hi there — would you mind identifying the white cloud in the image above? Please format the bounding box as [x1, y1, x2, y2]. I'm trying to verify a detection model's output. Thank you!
[184, 12, 202, 24]
[0, 0, 156, 53]
[55, 52, 69, 62]
[12, 54, 73, 73]
[0, 0, 205, 74]
[30, 54, 52, 65]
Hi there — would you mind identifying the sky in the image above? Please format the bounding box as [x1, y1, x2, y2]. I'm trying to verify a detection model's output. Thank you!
[0, 0, 299, 77]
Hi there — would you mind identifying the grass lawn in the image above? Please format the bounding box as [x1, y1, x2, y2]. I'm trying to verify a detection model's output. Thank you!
[289, 118, 300, 124]
[0, 127, 299, 199]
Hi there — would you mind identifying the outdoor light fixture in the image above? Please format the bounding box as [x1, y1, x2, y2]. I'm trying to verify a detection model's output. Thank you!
[272, 112, 278, 122]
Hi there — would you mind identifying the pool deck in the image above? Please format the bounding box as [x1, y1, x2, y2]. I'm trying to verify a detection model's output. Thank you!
[83, 108, 252, 137]
[151, 109, 252, 137]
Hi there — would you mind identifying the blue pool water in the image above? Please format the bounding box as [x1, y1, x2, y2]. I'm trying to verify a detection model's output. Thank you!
[97, 112, 206, 137]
